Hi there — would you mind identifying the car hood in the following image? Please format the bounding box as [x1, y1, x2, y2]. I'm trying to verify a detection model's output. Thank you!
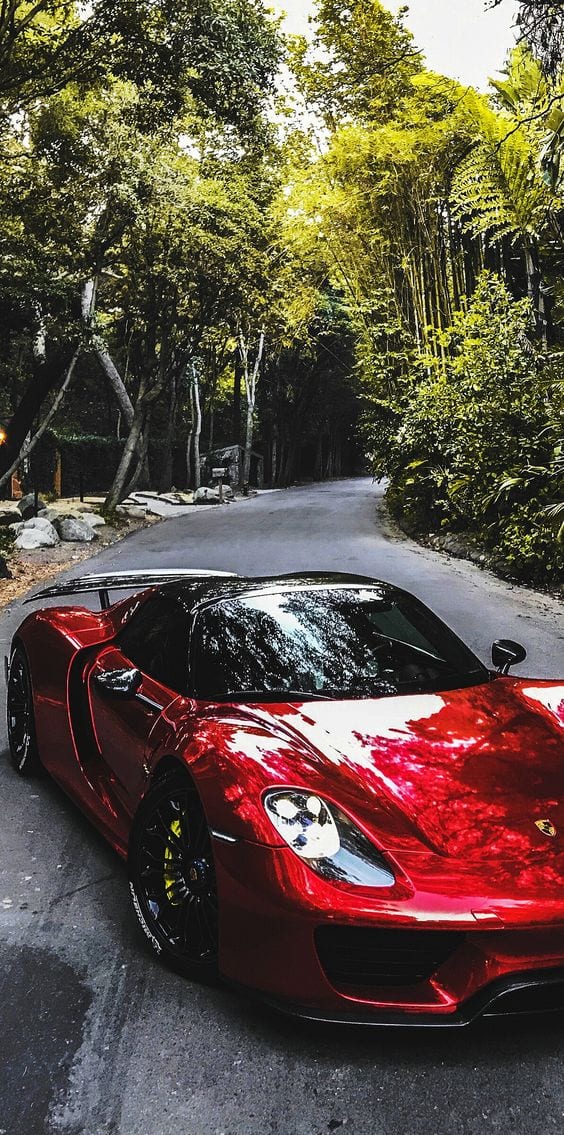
[264, 678, 564, 861]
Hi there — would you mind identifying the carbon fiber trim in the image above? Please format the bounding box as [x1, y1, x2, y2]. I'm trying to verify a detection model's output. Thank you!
[25, 568, 237, 608]
[240, 968, 564, 1028]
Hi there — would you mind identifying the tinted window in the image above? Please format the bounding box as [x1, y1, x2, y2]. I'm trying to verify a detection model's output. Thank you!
[119, 598, 188, 692]
[193, 587, 486, 700]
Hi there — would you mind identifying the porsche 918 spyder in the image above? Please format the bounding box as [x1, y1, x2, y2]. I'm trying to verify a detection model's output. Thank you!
[6, 568, 564, 1026]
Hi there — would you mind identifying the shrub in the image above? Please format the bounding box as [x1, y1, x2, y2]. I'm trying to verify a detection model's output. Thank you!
[372, 273, 564, 586]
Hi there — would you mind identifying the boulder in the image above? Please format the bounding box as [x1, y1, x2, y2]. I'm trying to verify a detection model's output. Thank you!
[194, 486, 220, 504]
[40, 507, 83, 526]
[47, 509, 106, 534]
[22, 516, 59, 533]
[17, 492, 47, 520]
[116, 504, 147, 520]
[80, 511, 106, 528]
[58, 517, 98, 543]
[0, 555, 11, 579]
[15, 518, 60, 549]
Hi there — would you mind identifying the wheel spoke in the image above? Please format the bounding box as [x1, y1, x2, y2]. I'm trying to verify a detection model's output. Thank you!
[7, 655, 33, 767]
[134, 784, 218, 965]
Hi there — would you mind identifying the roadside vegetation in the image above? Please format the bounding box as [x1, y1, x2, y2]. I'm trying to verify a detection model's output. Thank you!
[0, 0, 562, 585]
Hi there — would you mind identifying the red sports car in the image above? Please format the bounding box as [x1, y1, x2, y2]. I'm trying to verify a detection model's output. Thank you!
[6, 569, 564, 1025]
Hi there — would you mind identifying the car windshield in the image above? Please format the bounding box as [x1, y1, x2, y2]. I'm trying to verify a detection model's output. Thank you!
[193, 587, 487, 701]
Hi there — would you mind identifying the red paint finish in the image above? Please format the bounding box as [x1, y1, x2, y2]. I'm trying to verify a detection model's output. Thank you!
[12, 597, 564, 1022]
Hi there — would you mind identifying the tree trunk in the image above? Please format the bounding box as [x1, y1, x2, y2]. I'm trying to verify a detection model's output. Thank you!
[524, 240, 549, 342]
[192, 366, 202, 492]
[271, 424, 278, 487]
[0, 349, 80, 492]
[82, 275, 138, 431]
[208, 400, 214, 454]
[238, 327, 265, 487]
[124, 409, 152, 498]
[233, 345, 242, 444]
[243, 403, 254, 485]
[0, 349, 76, 484]
[105, 378, 147, 510]
[95, 348, 135, 427]
[159, 376, 178, 492]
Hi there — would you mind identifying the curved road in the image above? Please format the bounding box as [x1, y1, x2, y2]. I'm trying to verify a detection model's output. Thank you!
[1, 479, 563, 1135]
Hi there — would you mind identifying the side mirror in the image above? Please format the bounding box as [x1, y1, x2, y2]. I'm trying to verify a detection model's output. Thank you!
[94, 667, 143, 698]
[491, 639, 527, 675]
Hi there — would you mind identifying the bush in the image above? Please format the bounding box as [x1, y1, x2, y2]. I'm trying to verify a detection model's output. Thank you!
[371, 273, 564, 586]
[0, 527, 15, 564]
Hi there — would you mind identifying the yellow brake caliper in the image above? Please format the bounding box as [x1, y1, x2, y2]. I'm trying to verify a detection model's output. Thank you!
[164, 818, 182, 904]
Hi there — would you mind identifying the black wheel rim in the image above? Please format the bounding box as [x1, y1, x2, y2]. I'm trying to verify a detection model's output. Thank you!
[136, 788, 218, 965]
[7, 653, 32, 769]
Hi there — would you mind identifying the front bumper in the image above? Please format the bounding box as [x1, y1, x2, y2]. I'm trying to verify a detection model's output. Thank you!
[212, 837, 564, 1026]
[259, 968, 564, 1027]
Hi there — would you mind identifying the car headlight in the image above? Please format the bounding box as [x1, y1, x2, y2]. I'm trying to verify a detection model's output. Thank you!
[264, 790, 395, 887]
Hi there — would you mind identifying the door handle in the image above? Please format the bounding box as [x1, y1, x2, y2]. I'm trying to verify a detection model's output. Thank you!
[94, 667, 143, 699]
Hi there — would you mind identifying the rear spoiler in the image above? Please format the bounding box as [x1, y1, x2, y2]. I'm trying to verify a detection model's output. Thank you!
[25, 568, 237, 610]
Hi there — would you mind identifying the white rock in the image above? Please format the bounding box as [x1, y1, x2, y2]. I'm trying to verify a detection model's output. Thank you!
[15, 521, 60, 549]
[58, 517, 98, 543]
[79, 512, 106, 528]
[194, 486, 220, 504]
[24, 516, 59, 533]
[116, 504, 147, 519]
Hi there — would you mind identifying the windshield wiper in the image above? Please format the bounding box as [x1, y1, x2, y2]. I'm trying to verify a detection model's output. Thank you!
[372, 632, 448, 666]
[212, 689, 339, 702]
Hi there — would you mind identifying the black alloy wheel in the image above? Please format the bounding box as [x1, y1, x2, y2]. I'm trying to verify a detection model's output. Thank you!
[7, 644, 41, 776]
[128, 770, 219, 979]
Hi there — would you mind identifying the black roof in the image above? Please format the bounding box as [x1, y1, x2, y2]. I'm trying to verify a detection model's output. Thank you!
[26, 569, 404, 611]
[161, 572, 402, 612]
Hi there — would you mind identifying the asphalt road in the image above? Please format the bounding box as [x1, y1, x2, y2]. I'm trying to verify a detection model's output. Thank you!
[1, 478, 563, 1135]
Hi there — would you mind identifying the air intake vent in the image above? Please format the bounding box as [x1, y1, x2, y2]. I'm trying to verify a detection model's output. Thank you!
[486, 977, 564, 1017]
[315, 926, 464, 989]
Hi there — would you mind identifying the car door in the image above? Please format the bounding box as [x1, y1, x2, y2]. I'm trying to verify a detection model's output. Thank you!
[88, 596, 189, 809]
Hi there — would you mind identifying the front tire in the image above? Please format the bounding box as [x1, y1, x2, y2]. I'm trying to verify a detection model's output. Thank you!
[7, 644, 42, 776]
[128, 770, 219, 979]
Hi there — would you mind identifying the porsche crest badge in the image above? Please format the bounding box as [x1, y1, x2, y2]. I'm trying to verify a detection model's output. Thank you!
[535, 819, 556, 838]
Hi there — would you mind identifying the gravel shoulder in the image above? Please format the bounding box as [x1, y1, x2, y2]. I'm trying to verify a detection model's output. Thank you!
[0, 513, 160, 609]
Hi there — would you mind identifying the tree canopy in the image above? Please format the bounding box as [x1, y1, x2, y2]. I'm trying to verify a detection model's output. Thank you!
[0, 0, 562, 586]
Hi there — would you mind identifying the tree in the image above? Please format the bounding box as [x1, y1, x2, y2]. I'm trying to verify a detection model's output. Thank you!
[289, 0, 421, 126]
[448, 65, 555, 333]
[237, 325, 265, 485]
[0, 0, 281, 492]
[489, 0, 564, 79]
[0, 0, 281, 129]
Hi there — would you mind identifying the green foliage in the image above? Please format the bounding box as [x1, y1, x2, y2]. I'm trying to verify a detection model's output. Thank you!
[0, 527, 15, 562]
[377, 274, 564, 584]
[449, 87, 553, 243]
[290, 0, 421, 125]
[0, 0, 281, 132]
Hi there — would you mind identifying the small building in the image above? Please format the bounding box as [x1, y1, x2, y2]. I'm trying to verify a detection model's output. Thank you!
[199, 444, 264, 488]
